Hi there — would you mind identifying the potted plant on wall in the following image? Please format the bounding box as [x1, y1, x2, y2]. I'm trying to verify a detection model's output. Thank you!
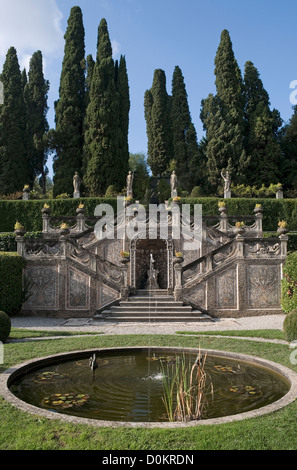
[14, 221, 26, 237]
[173, 251, 184, 263]
[60, 222, 70, 236]
[120, 250, 130, 263]
[234, 221, 245, 236]
[277, 220, 289, 235]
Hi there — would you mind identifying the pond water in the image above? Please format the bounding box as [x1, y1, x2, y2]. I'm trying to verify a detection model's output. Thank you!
[10, 349, 290, 422]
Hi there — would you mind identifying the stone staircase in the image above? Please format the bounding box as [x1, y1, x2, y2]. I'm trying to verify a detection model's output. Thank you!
[95, 290, 213, 323]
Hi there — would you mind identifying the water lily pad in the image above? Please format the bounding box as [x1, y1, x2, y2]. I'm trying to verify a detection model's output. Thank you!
[42, 393, 90, 409]
[212, 364, 245, 375]
[219, 385, 263, 399]
[146, 355, 176, 363]
[33, 371, 69, 383]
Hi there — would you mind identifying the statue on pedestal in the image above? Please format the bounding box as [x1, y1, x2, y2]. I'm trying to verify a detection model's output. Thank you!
[73, 172, 81, 198]
[146, 254, 159, 290]
[170, 171, 178, 198]
[126, 171, 134, 199]
[221, 170, 231, 198]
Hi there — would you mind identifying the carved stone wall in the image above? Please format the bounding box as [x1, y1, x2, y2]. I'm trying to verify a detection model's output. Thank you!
[23, 265, 59, 311]
[66, 266, 90, 310]
[246, 264, 281, 309]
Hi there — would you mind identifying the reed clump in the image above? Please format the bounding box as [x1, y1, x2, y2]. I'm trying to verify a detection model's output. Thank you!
[162, 351, 213, 422]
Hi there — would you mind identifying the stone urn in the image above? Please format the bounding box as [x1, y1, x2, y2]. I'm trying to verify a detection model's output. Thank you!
[173, 255, 184, 264]
[41, 206, 51, 216]
[253, 205, 263, 215]
[277, 226, 289, 236]
[76, 207, 85, 215]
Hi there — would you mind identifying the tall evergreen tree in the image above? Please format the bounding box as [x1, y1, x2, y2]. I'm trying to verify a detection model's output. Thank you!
[0, 47, 27, 194]
[243, 61, 282, 185]
[115, 55, 130, 189]
[279, 105, 297, 190]
[53, 6, 86, 197]
[84, 19, 121, 195]
[202, 30, 248, 191]
[24, 51, 49, 191]
[144, 69, 172, 176]
[171, 65, 202, 190]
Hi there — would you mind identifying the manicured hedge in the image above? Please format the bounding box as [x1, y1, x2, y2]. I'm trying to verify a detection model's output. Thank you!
[182, 197, 297, 232]
[0, 197, 296, 233]
[0, 198, 119, 232]
[0, 252, 23, 315]
[0, 232, 43, 252]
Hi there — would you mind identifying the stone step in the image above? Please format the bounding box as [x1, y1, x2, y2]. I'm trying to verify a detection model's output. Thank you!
[104, 310, 194, 317]
[134, 289, 169, 297]
[94, 314, 212, 323]
[109, 306, 193, 313]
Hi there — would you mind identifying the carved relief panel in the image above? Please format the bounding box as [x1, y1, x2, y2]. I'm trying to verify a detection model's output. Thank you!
[247, 265, 280, 308]
[215, 267, 237, 309]
[24, 266, 59, 310]
[67, 267, 90, 310]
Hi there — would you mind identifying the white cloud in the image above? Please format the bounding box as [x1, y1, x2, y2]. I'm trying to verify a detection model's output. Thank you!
[111, 39, 121, 59]
[0, 0, 64, 68]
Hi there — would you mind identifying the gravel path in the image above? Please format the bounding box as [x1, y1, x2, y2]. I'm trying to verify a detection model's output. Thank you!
[11, 314, 286, 336]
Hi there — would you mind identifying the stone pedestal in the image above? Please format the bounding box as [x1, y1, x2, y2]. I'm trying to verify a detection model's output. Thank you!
[73, 191, 80, 199]
[224, 190, 231, 199]
[276, 190, 283, 199]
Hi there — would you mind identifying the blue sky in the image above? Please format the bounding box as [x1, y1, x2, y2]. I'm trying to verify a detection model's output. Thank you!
[0, 0, 297, 177]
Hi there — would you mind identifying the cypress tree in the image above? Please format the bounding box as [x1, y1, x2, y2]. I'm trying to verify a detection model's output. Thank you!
[280, 106, 297, 191]
[53, 6, 86, 197]
[144, 69, 172, 176]
[0, 47, 27, 194]
[243, 61, 282, 185]
[202, 30, 248, 191]
[24, 51, 49, 191]
[84, 19, 120, 195]
[115, 55, 130, 189]
[171, 65, 202, 190]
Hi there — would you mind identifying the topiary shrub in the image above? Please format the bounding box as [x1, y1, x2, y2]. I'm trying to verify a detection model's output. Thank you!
[283, 309, 297, 342]
[0, 311, 11, 343]
[0, 252, 23, 315]
[281, 251, 297, 313]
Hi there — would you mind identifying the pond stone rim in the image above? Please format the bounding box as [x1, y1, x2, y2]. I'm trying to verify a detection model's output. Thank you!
[1, 346, 297, 428]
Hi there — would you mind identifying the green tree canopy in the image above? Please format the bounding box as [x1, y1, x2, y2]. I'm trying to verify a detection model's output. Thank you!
[24, 51, 49, 192]
[53, 6, 86, 197]
[0, 47, 27, 194]
[144, 69, 172, 176]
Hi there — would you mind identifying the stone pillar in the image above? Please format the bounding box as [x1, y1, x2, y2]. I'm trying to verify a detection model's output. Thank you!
[234, 233, 245, 258]
[224, 190, 231, 199]
[279, 234, 288, 258]
[120, 258, 130, 300]
[42, 210, 50, 234]
[253, 206, 263, 235]
[15, 235, 25, 257]
[173, 257, 183, 302]
[219, 205, 228, 232]
[76, 208, 86, 232]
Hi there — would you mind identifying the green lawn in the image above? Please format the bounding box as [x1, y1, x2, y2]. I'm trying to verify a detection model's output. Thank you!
[1, 330, 296, 450]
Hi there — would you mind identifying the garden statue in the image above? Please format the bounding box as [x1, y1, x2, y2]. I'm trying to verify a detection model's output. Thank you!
[171, 171, 178, 198]
[146, 254, 159, 290]
[73, 172, 81, 198]
[221, 170, 231, 198]
[126, 171, 134, 198]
